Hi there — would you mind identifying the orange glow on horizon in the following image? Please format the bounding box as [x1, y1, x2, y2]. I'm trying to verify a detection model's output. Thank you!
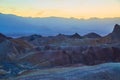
[0, 0, 120, 19]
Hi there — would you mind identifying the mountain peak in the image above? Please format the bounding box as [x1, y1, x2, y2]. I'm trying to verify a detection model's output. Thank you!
[0, 33, 6, 38]
[83, 32, 101, 38]
[112, 24, 120, 34]
[70, 33, 82, 39]
[105, 24, 120, 41]
[0, 33, 7, 42]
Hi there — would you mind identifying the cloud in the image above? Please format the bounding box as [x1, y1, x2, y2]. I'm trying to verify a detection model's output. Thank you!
[9, 8, 17, 13]
[36, 11, 44, 16]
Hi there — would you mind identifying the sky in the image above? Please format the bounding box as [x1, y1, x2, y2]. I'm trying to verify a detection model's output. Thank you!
[0, 0, 120, 19]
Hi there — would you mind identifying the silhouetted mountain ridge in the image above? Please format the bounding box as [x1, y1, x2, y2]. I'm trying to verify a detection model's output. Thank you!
[83, 32, 101, 38]
[70, 33, 82, 39]
[0, 33, 12, 42]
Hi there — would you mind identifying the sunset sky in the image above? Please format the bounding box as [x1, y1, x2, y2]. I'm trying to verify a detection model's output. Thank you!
[0, 0, 120, 19]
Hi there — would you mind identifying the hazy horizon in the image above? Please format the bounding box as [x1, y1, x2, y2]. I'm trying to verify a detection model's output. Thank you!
[1, 12, 120, 19]
[0, 13, 120, 37]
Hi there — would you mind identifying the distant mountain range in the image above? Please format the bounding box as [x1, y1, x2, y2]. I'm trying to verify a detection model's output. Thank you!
[0, 24, 120, 79]
[0, 13, 120, 37]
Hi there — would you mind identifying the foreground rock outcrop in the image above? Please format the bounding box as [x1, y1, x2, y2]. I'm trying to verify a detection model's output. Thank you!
[17, 46, 120, 67]
[15, 63, 120, 80]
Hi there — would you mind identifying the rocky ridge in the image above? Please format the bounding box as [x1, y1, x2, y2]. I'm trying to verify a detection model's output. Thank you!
[0, 24, 120, 79]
